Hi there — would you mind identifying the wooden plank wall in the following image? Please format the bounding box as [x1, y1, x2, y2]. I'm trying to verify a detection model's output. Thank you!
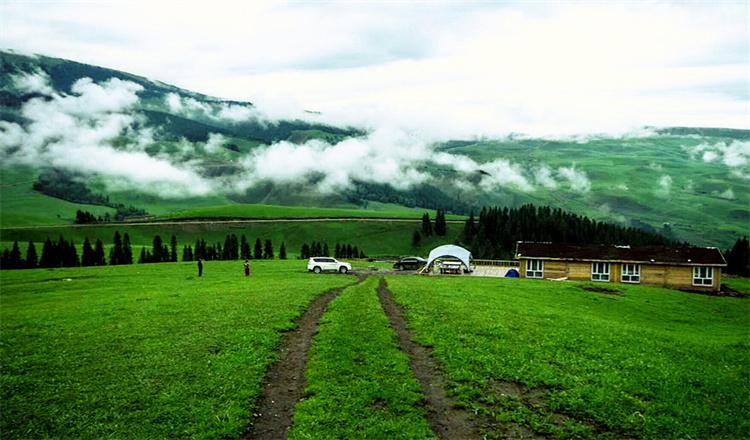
[519, 259, 721, 291]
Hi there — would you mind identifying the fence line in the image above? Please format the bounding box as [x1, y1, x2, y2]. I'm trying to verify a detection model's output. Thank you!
[473, 259, 519, 267]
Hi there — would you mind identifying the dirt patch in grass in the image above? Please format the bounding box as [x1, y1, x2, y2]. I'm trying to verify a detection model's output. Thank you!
[580, 285, 623, 295]
[241, 286, 346, 440]
[478, 379, 630, 439]
[378, 279, 480, 440]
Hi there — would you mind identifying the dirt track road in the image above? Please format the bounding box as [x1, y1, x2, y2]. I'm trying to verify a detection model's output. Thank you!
[2, 216, 467, 230]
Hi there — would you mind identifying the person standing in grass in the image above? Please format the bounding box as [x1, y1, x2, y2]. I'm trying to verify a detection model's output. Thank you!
[244, 259, 250, 277]
[198, 259, 203, 277]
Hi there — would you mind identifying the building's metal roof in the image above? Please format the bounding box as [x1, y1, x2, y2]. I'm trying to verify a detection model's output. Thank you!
[515, 242, 726, 266]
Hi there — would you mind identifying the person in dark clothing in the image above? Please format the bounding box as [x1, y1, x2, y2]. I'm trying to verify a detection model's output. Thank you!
[244, 260, 250, 277]
[198, 259, 203, 277]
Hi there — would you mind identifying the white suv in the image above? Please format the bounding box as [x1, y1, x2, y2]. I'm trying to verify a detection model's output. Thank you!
[307, 257, 351, 274]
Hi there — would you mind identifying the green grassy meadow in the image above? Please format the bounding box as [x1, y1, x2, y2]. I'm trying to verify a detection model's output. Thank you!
[2, 262, 748, 439]
[0, 261, 355, 439]
[385, 276, 750, 439]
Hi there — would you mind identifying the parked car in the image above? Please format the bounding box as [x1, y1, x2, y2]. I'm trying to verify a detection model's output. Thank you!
[307, 257, 351, 274]
[393, 256, 427, 271]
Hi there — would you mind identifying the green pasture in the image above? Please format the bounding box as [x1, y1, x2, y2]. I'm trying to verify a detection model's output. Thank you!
[438, 134, 749, 248]
[0, 167, 116, 228]
[385, 276, 750, 439]
[0, 260, 355, 439]
[2, 261, 748, 439]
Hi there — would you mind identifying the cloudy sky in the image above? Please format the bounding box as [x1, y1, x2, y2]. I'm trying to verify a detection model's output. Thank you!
[2, 1, 748, 137]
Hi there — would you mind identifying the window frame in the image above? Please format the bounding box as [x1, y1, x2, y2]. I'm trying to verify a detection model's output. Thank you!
[591, 262, 611, 282]
[621, 263, 641, 284]
[526, 259, 544, 279]
[693, 266, 714, 287]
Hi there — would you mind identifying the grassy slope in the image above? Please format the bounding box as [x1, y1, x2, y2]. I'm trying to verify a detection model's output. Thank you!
[386, 276, 750, 439]
[2, 264, 747, 439]
[440, 134, 749, 248]
[0, 260, 356, 439]
[0, 167, 116, 227]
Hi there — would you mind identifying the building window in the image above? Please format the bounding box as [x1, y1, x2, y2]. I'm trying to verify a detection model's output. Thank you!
[621, 264, 640, 283]
[591, 262, 610, 282]
[693, 267, 714, 286]
[526, 260, 543, 278]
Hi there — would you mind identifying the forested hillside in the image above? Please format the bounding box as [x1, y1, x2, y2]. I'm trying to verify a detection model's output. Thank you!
[1, 50, 747, 248]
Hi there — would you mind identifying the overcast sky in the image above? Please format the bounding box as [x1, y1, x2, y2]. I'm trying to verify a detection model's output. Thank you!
[2, 1, 749, 137]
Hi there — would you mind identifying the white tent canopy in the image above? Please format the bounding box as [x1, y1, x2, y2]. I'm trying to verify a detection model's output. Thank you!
[426, 245, 473, 273]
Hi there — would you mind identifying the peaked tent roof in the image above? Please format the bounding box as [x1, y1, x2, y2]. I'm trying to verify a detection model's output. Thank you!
[426, 245, 473, 271]
[515, 242, 726, 266]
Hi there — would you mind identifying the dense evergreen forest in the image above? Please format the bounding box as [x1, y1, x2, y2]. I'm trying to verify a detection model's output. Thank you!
[458, 204, 678, 259]
[34, 169, 148, 220]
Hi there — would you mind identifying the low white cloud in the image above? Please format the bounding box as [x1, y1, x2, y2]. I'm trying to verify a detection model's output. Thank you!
[718, 188, 735, 199]
[0, 73, 214, 197]
[557, 166, 591, 192]
[656, 175, 673, 197]
[478, 160, 533, 192]
[7, 68, 55, 95]
[689, 141, 750, 180]
[534, 165, 558, 190]
[203, 133, 226, 154]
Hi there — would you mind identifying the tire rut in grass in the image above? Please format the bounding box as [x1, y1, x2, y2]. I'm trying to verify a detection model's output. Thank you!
[241, 286, 346, 440]
[377, 278, 480, 440]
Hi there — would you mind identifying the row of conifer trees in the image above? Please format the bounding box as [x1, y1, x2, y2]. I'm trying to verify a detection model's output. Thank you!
[0, 232, 289, 270]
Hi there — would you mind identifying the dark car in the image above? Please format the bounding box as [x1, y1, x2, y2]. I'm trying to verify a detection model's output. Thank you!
[393, 256, 427, 271]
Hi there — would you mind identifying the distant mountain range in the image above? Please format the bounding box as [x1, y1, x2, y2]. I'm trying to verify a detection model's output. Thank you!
[1, 50, 748, 248]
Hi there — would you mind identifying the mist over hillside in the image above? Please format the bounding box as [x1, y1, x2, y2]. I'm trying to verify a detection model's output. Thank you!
[1, 51, 748, 247]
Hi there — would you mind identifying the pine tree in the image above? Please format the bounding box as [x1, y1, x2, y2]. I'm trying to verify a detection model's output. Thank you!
[7, 241, 23, 269]
[323, 243, 330, 257]
[110, 231, 124, 265]
[82, 237, 95, 267]
[25, 241, 38, 269]
[123, 233, 133, 264]
[435, 209, 447, 236]
[726, 237, 749, 277]
[421, 213, 433, 237]
[412, 230, 422, 248]
[152, 235, 164, 263]
[254, 238, 263, 260]
[279, 242, 287, 260]
[300, 243, 311, 259]
[240, 235, 251, 260]
[462, 212, 475, 243]
[182, 245, 193, 262]
[263, 239, 274, 260]
[94, 239, 106, 266]
[170, 236, 178, 262]
[39, 238, 56, 268]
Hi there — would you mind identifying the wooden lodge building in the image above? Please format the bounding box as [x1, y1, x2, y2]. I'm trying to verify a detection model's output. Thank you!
[515, 242, 727, 292]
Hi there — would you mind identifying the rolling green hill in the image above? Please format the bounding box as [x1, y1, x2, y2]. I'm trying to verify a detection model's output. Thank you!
[1, 50, 748, 250]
